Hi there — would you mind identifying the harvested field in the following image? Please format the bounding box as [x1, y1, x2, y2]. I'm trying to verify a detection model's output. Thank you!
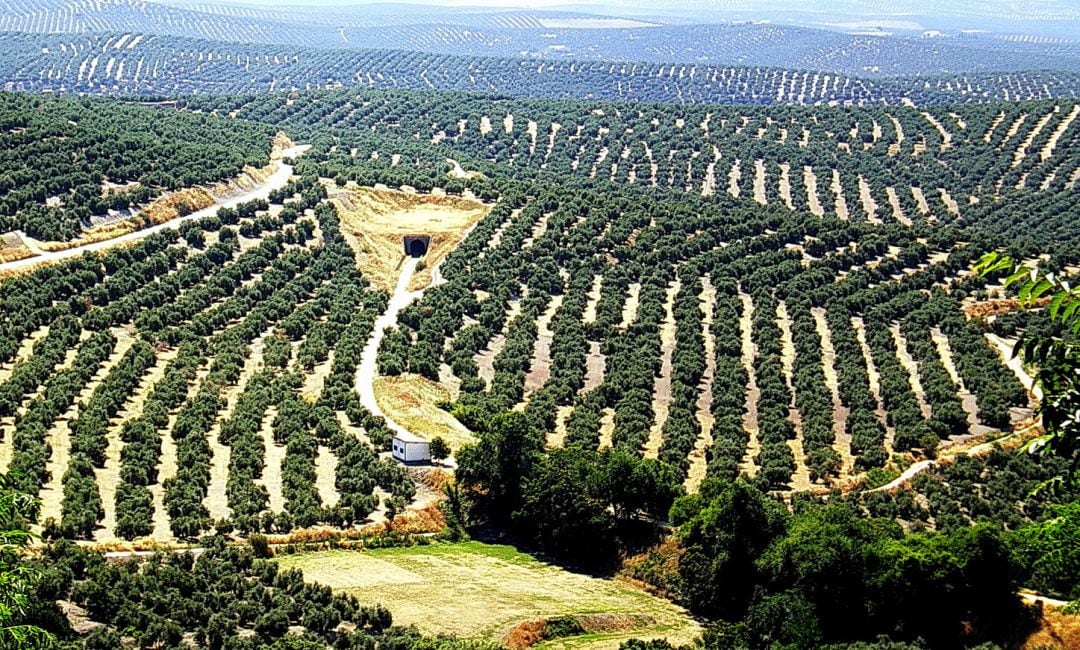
[373, 373, 475, 450]
[331, 186, 489, 292]
[277, 542, 701, 648]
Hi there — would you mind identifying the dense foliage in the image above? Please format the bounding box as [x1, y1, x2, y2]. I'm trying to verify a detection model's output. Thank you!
[0, 91, 271, 240]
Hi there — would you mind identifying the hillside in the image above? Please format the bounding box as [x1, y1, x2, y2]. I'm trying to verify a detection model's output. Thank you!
[3, 32, 1080, 105]
[0, 4, 1077, 647]
[2, 0, 1078, 75]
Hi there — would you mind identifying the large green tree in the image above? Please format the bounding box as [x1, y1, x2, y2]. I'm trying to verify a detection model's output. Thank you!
[0, 473, 52, 649]
[976, 252, 1080, 480]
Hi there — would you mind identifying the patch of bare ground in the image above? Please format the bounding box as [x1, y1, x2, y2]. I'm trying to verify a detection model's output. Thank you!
[831, 170, 850, 220]
[643, 281, 680, 460]
[752, 159, 767, 205]
[95, 346, 172, 541]
[260, 406, 286, 514]
[981, 112, 1005, 143]
[802, 166, 824, 217]
[911, 186, 931, 215]
[483, 207, 521, 257]
[727, 159, 741, 199]
[1012, 107, 1057, 167]
[1040, 104, 1079, 162]
[1000, 113, 1029, 147]
[521, 211, 553, 249]
[151, 360, 213, 540]
[939, 188, 960, 217]
[543, 122, 561, 166]
[890, 324, 932, 419]
[582, 341, 606, 395]
[737, 291, 760, 478]
[315, 445, 339, 508]
[776, 302, 811, 490]
[851, 317, 896, 455]
[920, 111, 953, 150]
[885, 187, 912, 226]
[1, 335, 88, 473]
[330, 186, 489, 292]
[547, 406, 573, 450]
[524, 294, 564, 394]
[476, 296, 522, 386]
[887, 115, 905, 155]
[598, 408, 615, 451]
[984, 333, 1042, 402]
[39, 330, 134, 526]
[620, 283, 642, 329]
[0, 324, 50, 384]
[700, 146, 720, 197]
[857, 175, 880, 224]
[684, 279, 717, 493]
[929, 327, 984, 435]
[582, 275, 603, 324]
[205, 331, 274, 523]
[812, 308, 853, 477]
[778, 163, 794, 210]
[526, 121, 538, 155]
[301, 350, 335, 403]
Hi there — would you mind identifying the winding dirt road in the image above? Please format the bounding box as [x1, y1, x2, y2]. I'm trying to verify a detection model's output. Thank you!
[355, 256, 423, 438]
[0, 145, 309, 273]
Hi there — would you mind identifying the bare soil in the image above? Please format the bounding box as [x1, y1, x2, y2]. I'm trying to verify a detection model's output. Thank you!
[685, 279, 717, 493]
[643, 282, 680, 460]
[331, 186, 489, 292]
[738, 291, 760, 477]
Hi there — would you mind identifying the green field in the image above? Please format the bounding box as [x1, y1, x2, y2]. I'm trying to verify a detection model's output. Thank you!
[276, 542, 702, 649]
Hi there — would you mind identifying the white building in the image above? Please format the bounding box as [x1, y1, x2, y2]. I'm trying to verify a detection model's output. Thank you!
[391, 431, 430, 463]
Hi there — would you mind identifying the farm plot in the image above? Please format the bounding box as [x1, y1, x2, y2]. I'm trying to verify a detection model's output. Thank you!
[0, 169, 417, 543]
[277, 542, 702, 647]
[259, 90, 1080, 232]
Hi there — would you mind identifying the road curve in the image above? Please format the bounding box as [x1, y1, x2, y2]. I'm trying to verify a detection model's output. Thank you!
[0, 145, 309, 273]
[870, 427, 1029, 493]
[355, 256, 424, 439]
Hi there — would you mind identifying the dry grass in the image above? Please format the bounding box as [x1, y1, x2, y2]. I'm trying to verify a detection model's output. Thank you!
[1022, 606, 1080, 649]
[0, 233, 33, 263]
[373, 373, 475, 450]
[277, 542, 701, 648]
[331, 186, 489, 292]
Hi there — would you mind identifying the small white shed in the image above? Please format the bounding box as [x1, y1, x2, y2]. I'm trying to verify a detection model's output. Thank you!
[392, 432, 430, 463]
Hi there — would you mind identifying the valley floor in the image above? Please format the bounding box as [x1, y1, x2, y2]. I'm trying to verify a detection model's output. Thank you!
[277, 541, 702, 649]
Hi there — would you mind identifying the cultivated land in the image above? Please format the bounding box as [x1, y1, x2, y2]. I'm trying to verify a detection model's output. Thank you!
[373, 373, 476, 451]
[277, 542, 703, 648]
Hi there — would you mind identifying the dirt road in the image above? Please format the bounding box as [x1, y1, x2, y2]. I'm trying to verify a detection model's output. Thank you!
[0, 145, 309, 273]
[355, 256, 424, 438]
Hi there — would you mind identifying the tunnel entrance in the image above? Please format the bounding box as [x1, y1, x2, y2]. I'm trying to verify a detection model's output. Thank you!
[403, 234, 431, 258]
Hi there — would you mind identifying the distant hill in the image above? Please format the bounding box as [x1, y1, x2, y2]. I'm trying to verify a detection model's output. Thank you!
[2, 32, 1078, 105]
[1, 0, 1078, 76]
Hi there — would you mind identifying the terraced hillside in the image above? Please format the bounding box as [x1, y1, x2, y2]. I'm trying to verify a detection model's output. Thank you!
[0, 87, 1074, 548]
[197, 90, 1080, 229]
[3, 32, 1079, 105]
[0, 172, 417, 542]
